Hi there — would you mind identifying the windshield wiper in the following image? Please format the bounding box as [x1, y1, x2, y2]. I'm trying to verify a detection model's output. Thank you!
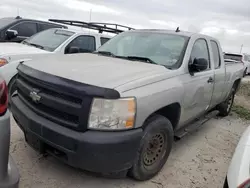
[22, 41, 28, 45]
[23, 41, 44, 49]
[125, 56, 157, 65]
[28, 43, 44, 49]
[95, 51, 116, 57]
[95, 52, 157, 65]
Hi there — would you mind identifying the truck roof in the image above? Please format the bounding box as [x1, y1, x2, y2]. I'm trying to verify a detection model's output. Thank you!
[0, 17, 67, 28]
[131, 29, 218, 40]
[52, 27, 113, 38]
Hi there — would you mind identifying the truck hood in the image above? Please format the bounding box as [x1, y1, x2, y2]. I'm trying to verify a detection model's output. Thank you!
[0, 42, 48, 57]
[23, 53, 169, 91]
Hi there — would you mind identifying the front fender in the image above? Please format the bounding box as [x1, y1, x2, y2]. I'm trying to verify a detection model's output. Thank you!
[0, 59, 31, 85]
[121, 77, 184, 129]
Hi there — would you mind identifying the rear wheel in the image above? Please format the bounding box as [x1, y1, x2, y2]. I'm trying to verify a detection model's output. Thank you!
[217, 87, 235, 117]
[128, 114, 173, 181]
[244, 68, 247, 77]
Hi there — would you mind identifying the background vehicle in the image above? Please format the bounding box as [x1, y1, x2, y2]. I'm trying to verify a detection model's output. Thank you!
[243, 53, 250, 75]
[0, 16, 67, 43]
[224, 52, 250, 75]
[11, 29, 244, 181]
[0, 20, 133, 95]
[224, 126, 250, 188]
[0, 76, 19, 188]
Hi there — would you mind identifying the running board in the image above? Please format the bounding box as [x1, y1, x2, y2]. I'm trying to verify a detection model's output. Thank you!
[174, 110, 219, 140]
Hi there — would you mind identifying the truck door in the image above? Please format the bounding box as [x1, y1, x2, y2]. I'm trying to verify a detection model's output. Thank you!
[181, 38, 215, 123]
[209, 40, 225, 107]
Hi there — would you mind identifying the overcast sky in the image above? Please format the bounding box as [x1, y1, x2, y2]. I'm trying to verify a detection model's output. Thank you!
[1, 0, 250, 53]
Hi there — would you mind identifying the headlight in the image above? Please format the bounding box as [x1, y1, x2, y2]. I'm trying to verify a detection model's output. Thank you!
[0, 58, 8, 67]
[88, 97, 136, 130]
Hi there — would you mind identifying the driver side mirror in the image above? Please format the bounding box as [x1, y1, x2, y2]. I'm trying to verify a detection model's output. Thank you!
[6, 30, 18, 40]
[189, 58, 208, 74]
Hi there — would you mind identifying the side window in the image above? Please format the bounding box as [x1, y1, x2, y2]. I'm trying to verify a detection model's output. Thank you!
[100, 37, 110, 45]
[66, 35, 96, 53]
[190, 39, 210, 71]
[210, 41, 221, 69]
[11, 22, 37, 37]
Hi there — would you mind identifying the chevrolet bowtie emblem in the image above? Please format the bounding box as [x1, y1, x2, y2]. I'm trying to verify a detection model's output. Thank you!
[29, 91, 41, 103]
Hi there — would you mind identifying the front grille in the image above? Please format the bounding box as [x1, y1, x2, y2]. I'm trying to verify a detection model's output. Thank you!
[16, 71, 85, 130]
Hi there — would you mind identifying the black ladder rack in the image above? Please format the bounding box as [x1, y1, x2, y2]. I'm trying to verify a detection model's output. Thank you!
[48, 19, 134, 34]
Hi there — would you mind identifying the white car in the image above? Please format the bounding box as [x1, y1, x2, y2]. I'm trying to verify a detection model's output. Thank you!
[242, 53, 250, 75]
[225, 126, 250, 188]
[0, 26, 112, 94]
[224, 53, 250, 75]
[0, 76, 19, 188]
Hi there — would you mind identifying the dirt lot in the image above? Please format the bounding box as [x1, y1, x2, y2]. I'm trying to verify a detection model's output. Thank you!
[10, 114, 249, 188]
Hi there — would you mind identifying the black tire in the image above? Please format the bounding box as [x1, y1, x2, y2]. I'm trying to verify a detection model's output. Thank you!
[223, 177, 228, 188]
[128, 114, 174, 181]
[8, 76, 17, 97]
[217, 87, 235, 117]
[243, 68, 247, 77]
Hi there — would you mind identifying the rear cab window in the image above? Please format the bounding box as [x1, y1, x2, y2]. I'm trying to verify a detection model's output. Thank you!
[224, 53, 242, 62]
[100, 37, 110, 45]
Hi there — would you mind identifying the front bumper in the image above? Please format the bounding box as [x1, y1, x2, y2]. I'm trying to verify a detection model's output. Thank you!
[11, 96, 143, 174]
[0, 111, 19, 188]
[227, 126, 250, 188]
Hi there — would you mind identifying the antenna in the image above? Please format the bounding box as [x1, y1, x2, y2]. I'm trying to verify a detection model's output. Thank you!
[175, 27, 180, 32]
[89, 9, 92, 22]
[88, 9, 92, 36]
[240, 44, 243, 54]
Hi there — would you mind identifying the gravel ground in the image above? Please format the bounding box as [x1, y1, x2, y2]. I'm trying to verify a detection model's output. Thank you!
[243, 75, 250, 83]
[10, 115, 249, 188]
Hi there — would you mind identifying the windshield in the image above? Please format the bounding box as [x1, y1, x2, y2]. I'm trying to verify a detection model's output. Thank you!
[0, 18, 15, 29]
[23, 29, 74, 52]
[97, 31, 188, 68]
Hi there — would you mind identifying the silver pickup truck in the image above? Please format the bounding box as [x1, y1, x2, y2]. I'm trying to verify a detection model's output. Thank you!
[10, 29, 244, 181]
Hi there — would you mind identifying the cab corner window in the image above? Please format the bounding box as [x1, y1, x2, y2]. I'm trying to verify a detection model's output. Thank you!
[211, 40, 221, 69]
[189, 39, 210, 73]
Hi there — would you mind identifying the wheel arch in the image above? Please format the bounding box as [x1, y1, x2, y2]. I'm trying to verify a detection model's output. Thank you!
[233, 78, 241, 93]
[143, 103, 181, 131]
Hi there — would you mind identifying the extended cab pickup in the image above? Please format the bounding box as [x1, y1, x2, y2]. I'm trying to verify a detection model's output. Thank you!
[11, 29, 244, 181]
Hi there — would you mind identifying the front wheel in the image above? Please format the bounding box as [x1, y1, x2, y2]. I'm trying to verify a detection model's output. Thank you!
[128, 114, 174, 181]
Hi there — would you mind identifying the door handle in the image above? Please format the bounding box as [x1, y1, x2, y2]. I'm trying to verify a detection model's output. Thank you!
[207, 77, 214, 83]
